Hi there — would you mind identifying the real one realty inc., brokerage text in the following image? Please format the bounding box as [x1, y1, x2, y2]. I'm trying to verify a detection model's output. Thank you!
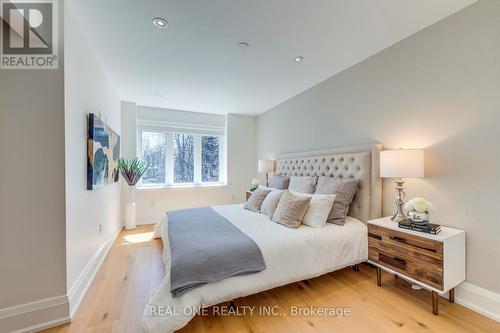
[149, 305, 352, 318]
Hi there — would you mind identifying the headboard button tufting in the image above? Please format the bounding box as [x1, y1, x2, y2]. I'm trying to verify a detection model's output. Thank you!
[275, 144, 383, 223]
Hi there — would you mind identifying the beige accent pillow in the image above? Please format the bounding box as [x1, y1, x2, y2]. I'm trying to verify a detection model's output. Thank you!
[260, 189, 285, 218]
[272, 190, 311, 228]
[244, 186, 272, 212]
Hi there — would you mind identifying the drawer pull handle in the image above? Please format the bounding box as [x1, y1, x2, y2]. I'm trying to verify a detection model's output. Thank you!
[368, 233, 382, 240]
[378, 252, 407, 270]
[391, 236, 407, 243]
[393, 257, 406, 265]
[390, 235, 438, 253]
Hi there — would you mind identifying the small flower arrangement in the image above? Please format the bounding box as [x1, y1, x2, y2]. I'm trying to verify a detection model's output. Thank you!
[250, 178, 260, 191]
[404, 197, 434, 222]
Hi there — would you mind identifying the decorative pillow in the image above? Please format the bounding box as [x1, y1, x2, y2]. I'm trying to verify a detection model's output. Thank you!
[260, 189, 285, 218]
[272, 190, 311, 228]
[270, 174, 290, 190]
[244, 186, 272, 212]
[288, 176, 318, 194]
[315, 177, 360, 225]
[291, 191, 337, 228]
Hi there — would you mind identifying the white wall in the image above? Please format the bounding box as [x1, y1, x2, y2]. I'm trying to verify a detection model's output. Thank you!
[0, 1, 68, 332]
[64, 1, 122, 316]
[121, 107, 256, 224]
[257, 0, 500, 301]
[226, 114, 257, 202]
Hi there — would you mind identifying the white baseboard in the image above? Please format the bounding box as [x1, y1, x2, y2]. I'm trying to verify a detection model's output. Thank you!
[0, 226, 122, 332]
[0, 295, 70, 333]
[135, 217, 159, 226]
[137, 220, 157, 226]
[10, 316, 71, 333]
[0, 296, 67, 320]
[456, 282, 500, 323]
[67, 225, 122, 319]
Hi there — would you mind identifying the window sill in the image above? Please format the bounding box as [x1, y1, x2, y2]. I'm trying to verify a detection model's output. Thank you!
[137, 183, 229, 190]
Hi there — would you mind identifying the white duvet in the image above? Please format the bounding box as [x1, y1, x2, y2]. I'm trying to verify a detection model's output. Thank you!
[142, 204, 367, 333]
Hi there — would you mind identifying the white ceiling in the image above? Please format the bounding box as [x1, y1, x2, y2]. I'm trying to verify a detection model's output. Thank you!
[69, 0, 476, 115]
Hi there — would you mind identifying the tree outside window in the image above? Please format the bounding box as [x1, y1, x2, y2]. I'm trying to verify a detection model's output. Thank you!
[139, 130, 223, 186]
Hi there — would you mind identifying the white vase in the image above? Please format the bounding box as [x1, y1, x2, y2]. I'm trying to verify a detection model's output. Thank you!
[125, 185, 137, 230]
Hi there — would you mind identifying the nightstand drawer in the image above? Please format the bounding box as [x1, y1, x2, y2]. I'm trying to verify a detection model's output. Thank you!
[370, 248, 443, 289]
[368, 224, 444, 290]
[368, 224, 443, 259]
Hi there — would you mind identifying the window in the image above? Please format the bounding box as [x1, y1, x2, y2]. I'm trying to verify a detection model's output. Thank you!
[173, 133, 194, 183]
[141, 131, 166, 185]
[202, 136, 220, 182]
[138, 130, 225, 187]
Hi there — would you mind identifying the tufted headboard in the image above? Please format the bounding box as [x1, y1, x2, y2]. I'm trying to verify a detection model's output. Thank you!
[276, 144, 383, 223]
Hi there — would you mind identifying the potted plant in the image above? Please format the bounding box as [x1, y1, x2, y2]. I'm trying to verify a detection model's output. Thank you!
[119, 158, 148, 230]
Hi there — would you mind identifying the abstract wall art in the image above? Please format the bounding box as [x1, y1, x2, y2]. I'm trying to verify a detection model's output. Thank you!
[87, 113, 120, 190]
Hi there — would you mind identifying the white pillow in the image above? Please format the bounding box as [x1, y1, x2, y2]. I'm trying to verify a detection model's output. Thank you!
[291, 191, 336, 228]
[260, 189, 285, 218]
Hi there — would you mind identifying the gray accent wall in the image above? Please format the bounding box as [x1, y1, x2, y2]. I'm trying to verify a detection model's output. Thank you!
[0, 1, 68, 331]
[257, 0, 500, 294]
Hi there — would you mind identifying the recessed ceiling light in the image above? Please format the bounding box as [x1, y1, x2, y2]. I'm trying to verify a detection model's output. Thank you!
[294, 56, 304, 63]
[155, 93, 163, 98]
[152, 17, 168, 29]
[238, 42, 250, 49]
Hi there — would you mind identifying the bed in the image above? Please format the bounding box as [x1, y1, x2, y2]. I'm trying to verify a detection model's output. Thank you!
[142, 144, 383, 333]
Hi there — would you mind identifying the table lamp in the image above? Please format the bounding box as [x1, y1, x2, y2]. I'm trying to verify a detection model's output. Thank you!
[258, 159, 275, 187]
[380, 149, 424, 222]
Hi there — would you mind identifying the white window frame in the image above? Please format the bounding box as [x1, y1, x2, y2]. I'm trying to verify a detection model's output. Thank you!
[137, 129, 226, 188]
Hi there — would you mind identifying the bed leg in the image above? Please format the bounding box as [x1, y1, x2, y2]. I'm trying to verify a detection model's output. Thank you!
[229, 300, 236, 311]
[352, 264, 360, 272]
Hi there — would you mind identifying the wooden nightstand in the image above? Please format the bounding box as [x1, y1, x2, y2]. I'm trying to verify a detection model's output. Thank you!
[245, 191, 252, 201]
[368, 217, 465, 315]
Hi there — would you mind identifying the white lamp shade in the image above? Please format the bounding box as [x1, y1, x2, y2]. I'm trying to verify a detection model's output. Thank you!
[380, 149, 424, 178]
[258, 159, 275, 173]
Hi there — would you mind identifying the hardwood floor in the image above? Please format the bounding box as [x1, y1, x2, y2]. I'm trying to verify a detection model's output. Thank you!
[43, 225, 500, 333]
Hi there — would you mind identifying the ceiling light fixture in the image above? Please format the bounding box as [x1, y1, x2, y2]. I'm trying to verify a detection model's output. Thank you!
[238, 42, 250, 49]
[155, 93, 163, 98]
[294, 56, 304, 63]
[152, 17, 168, 29]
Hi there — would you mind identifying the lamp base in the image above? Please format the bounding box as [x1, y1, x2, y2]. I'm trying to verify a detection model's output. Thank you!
[391, 179, 407, 223]
[391, 206, 407, 223]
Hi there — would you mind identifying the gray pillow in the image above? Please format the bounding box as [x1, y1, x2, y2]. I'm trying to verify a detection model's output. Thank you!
[244, 186, 272, 212]
[315, 177, 360, 225]
[288, 176, 318, 194]
[270, 174, 290, 190]
[272, 190, 311, 228]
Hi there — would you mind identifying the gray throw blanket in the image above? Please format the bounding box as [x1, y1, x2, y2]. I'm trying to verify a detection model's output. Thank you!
[167, 207, 266, 297]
